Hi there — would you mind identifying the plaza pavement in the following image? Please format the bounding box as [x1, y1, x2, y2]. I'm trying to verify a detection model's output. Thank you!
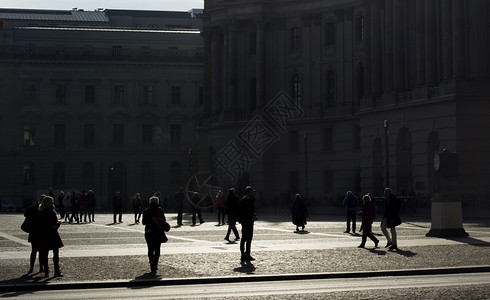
[0, 207, 489, 292]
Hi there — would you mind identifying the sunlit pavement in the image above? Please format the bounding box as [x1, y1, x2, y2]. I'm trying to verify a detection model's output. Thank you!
[1, 210, 489, 291]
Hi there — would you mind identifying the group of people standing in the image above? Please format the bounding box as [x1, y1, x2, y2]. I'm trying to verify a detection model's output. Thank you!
[343, 187, 402, 250]
[56, 189, 96, 224]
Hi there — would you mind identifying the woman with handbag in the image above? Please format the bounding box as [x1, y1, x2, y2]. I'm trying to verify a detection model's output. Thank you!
[142, 196, 169, 273]
[24, 195, 43, 274]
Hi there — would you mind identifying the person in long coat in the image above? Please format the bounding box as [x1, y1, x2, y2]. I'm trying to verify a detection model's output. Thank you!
[142, 196, 168, 273]
[25, 195, 43, 274]
[191, 192, 204, 225]
[291, 193, 308, 232]
[224, 188, 240, 241]
[381, 187, 402, 250]
[38, 196, 64, 277]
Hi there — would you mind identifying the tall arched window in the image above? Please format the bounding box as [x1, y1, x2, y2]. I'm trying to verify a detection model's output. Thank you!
[23, 162, 34, 186]
[372, 138, 384, 195]
[291, 73, 302, 106]
[326, 69, 335, 108]
[53, 162, 65, 187]
[396, 128, 413, 195]
[83, 162, 95, 186]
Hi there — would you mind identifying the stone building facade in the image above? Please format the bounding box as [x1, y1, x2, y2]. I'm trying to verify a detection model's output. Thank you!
[200, 0, 490, 207]
[0, 8, 204, 209]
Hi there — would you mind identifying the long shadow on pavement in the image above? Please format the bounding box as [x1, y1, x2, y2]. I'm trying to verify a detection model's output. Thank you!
[444, 237, 490, 247]
[234, 262, 256, 275]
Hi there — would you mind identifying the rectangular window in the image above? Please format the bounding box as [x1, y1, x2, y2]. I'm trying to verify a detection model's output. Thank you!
[55, 44, 64, 56]
[195, 47, 204, 57]
[113, 124, 124, 146]
[85, 85, 95, 104]
[148, 24, 159, 29]
[84, 124, 95, 146]
[289, 130, 299, 153]
[142, 124, 153, 145]
[169, 47, 178, 57]
[290, 27, 302, 51]
[54, 124, 66, 146]
[24, 84, 36, 104]
[24, 124, 35, 146]
[83, 45, 94, 57]
[171, 86, 181, 104]
[170, 124, 181, 144]
[325, 22, 335, 46]
[140, 46, 150, 57]
[25, 44, 35, 56]
[323, 128, 333, 151]
[113, 85, 124, 104]
[55, 84, 66, 104]
[112, 46, 122, 57]
[249, 31, 257, 55]
[143, 86, 153, 104]
[132, 24, 142, 29]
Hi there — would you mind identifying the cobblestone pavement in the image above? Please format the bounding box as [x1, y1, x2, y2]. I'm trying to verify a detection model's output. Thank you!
[0, 209, 489, 290]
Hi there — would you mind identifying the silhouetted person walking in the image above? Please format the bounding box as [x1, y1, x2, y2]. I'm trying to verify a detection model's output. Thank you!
[381, 187, 401, 250]
[224, 188, 240, 242]
[358, 194, 379, 248]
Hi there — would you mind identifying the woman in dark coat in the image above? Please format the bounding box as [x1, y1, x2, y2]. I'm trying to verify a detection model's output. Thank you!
[38, 195, 64, 277]
[142, 196, 168, 273]
[291, 193, 307, 232]
[25, 195, 43, 274]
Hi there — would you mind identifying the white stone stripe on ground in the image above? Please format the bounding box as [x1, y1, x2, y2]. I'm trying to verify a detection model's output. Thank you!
[1, 236, 488, 260]
[0, 232, 30, 246]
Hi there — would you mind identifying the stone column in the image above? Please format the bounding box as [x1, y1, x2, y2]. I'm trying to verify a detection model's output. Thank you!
[370, 0, 381, 96]
[393, 0, 404, 90]
[228, 23, 238, 109]
[256, 21, 265, 108]
[416, 0, 426, 86]
[364, 3, 372, 96]
[211, 29, 221, 114]
[223, 27, 229, 110]
[425, 0, 437, 85]
[442, 0, 453, 81]
[384, 0, 394, 91]
[452, 0, 465, 79]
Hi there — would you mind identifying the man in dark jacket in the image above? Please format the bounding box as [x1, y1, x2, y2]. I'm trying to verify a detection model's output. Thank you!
[112, 191, 123, 223]
[224, 188, 240, 241]
[381, 187, 401, 250]
[237, 186, 257, 262]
